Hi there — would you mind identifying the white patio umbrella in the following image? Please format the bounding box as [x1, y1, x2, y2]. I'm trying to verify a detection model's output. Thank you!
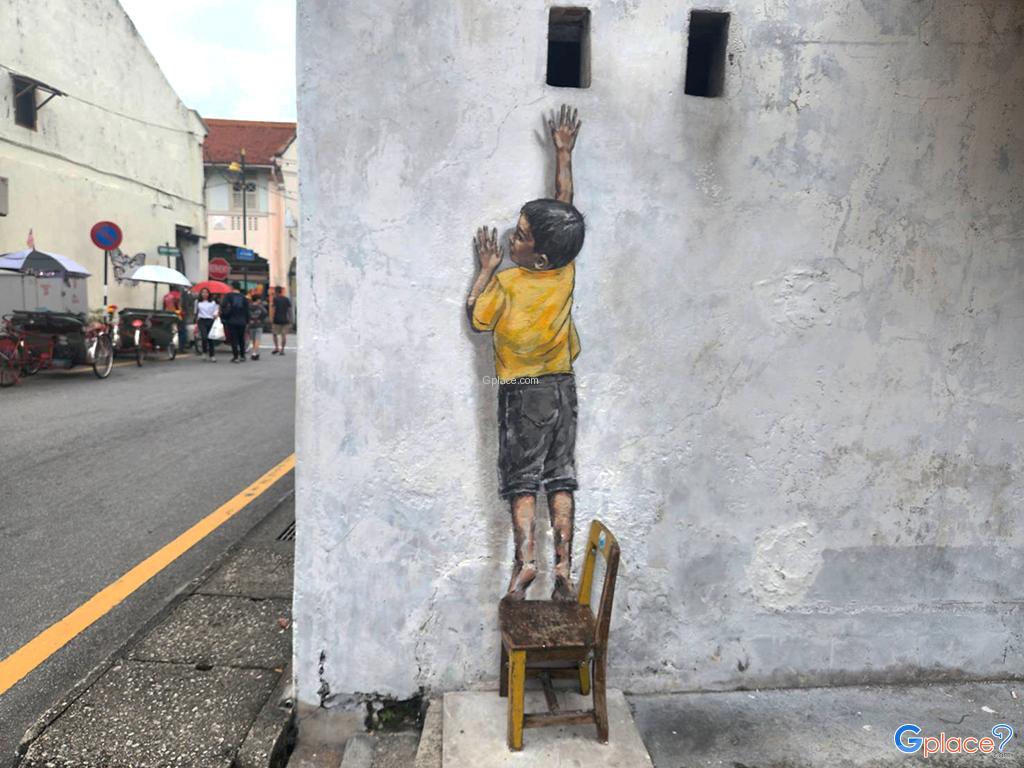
[128, 264, 191, 310]
[128, 264, 191, 286]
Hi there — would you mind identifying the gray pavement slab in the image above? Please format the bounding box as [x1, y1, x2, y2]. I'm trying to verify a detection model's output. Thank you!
[129, 594, 292, 670]
[442, 689, 653, 767]
[19, 660, 277, 768]
[340, 735, 375, 768]
[629, 680, 1024, 768]
[370, 732, 421, 768]
[414, 700, 443, 768]
[236, 661, 296, 768]
[200, 546, 295, 599]
[288, 706, 365, 768]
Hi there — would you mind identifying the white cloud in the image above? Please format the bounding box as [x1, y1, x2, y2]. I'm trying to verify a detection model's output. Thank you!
[118, 0, 296, 121]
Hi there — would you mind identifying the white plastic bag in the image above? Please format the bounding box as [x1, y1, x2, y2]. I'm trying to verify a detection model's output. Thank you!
[209, 317, 225, 341]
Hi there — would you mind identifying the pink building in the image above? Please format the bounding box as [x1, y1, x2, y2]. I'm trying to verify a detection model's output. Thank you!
[203, 119, 299, 295]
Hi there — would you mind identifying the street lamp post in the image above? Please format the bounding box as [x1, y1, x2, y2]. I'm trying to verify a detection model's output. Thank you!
[228, 149, 248, 246]
[240, 148, 247, 247]
[228, 148, 250, 288]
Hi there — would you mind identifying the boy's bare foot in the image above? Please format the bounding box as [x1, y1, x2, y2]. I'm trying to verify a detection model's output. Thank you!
[551, 575, 577, 602]
[506, 561, 537, 600]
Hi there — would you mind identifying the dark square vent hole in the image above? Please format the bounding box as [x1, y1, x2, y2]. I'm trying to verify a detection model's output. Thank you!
[547, 8, 591, 89]
[685, 10, 730, 97]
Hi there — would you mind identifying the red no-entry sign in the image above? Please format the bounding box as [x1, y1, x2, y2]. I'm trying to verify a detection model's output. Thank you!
[209, 258, 231, 280]
[90, 221, 122, 250]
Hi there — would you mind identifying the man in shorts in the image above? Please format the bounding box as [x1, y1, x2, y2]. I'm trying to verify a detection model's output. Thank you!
[270, 285, 292, 355]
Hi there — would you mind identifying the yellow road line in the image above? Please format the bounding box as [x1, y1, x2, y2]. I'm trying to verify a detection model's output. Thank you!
[0, 453, 296, 697]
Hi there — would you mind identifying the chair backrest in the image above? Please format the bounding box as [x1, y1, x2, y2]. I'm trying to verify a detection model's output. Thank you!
[577, 520, 620, 650]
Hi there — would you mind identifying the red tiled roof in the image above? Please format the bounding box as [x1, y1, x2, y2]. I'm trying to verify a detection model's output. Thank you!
[203, 118, 297, 166]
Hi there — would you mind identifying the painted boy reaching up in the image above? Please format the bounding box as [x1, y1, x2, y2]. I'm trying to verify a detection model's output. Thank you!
[467, 105, 585, 601]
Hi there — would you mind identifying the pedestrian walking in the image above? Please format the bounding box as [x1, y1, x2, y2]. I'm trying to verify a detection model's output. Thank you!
[270, 286, 292, 355]
[194, 287, 219, 361]
[179, 287, 194, 352]
[248, 291, 268, 361]
[220, 281, 250, 363]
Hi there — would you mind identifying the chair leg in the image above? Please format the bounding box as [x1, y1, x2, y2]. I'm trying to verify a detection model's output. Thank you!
[578, 658, 591, 696]
[507, 650, 526, 751]
[499, 645, 509, 697]
[593, 648, 608, 743]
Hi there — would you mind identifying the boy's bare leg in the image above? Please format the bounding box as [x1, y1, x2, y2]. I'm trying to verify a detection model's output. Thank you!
[507, 494, 538, 599]
[549, 490, 577, 601]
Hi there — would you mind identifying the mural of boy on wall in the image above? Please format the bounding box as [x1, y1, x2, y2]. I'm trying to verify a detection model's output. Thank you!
[467, 105, 585, 601]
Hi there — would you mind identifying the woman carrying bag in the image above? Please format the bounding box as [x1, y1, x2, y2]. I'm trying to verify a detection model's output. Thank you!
[194, 287, 221, 362]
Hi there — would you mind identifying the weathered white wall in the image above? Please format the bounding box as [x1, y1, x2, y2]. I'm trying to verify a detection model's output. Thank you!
[295, 0, 1024, 708]
[0, 0, 206, 307]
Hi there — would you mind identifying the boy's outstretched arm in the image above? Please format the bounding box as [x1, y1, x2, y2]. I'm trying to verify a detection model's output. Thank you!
[466, 226, 503, 326]
[549, 104, 581, 205]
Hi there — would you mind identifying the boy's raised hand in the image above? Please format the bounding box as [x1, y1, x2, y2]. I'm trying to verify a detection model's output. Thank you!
[474, 226, 503, 272]
[549, 104, 581, 153]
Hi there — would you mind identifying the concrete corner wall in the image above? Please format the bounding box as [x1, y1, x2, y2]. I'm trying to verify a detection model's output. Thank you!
[295, 0, 1024, 707]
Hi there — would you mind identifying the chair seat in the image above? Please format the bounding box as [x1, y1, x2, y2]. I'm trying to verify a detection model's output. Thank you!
[499, 598, 595, 652]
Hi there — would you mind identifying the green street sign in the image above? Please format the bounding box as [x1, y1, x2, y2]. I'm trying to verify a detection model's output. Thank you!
[158, 246, 181, 256]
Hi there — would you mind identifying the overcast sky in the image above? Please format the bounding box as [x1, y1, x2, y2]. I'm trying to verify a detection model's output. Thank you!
[118, 0, 297, 122]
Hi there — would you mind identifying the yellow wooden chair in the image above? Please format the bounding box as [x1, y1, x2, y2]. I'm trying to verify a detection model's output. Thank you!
[498, 520, 620, 750]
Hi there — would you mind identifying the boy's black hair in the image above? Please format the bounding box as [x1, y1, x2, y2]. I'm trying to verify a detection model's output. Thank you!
[521, 198, 585, 269]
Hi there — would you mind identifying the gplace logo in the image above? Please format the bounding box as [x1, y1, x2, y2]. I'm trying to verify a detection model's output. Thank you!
[894, 723, 1015, 758]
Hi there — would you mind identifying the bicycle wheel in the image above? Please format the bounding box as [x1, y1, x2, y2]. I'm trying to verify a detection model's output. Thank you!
[135, 330, 144, 367]
[93, 335, 114, 379]
[166, 341, 177, 361]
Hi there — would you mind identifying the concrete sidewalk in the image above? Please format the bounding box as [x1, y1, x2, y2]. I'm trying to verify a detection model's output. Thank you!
[15, 495, 297, 768]
[631, 680, 1024, 767]
[305, 678, 1024, 768]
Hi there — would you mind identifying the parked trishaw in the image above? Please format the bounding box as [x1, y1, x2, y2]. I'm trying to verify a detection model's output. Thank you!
[109, 264, 192, 365]
[0, 249, 115, 387]
[0, 309, 115, 387]
[115, 308, 180, 365]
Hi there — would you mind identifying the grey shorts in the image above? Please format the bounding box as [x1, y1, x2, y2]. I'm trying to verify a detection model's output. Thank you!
[498, 373, 578, 499]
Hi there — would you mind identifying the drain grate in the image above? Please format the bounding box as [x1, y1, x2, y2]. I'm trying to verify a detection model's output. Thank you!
[277, 520, 296, 541]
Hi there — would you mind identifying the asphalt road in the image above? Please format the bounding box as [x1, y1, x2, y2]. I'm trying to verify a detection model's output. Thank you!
[0, 345, 296, 763]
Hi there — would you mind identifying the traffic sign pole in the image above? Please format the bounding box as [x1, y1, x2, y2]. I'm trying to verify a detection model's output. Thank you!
[91, 221, 122, 311]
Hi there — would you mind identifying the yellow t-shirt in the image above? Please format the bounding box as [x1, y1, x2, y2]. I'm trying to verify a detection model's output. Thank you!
[472, 263, 580, 381]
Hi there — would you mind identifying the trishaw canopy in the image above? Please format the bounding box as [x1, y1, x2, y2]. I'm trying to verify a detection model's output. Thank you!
[0, 249, 91, 276]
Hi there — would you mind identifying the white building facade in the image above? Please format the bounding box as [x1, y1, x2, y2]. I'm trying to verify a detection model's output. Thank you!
[0, 0, 206, 310]
[295, 0, 1024, 712]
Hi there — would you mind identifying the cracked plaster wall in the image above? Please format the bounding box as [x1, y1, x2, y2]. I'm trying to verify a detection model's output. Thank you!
[294, 0, 1024, 706]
